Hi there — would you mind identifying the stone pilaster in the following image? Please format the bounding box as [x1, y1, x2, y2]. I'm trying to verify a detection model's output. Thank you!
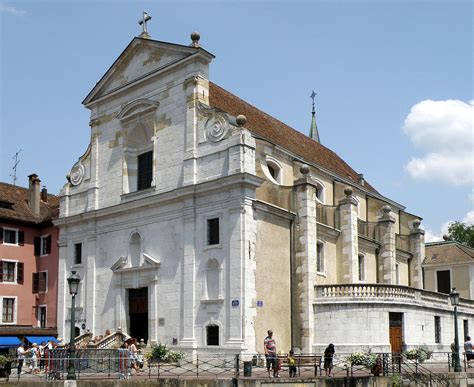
[378, 205, 397, 284]
[409, 219, 425, 289]
[180, 198, 197, 348]
[338, 187, 359, 283]
[293, 166, 317, 353]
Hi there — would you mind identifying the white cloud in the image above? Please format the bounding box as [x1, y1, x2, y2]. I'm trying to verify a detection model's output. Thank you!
[424, 228, 443, 243]
[462, 210, 474, 225]
[0, 3, 26, 15]
[403, 99, 473, 186]
[424, 209, 474, 243]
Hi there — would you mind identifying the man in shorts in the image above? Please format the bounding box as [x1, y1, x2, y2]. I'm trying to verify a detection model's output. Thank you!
[264, 330, 278, 377]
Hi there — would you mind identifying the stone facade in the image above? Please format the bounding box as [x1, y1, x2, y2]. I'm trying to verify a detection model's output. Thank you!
[56, 31, 474, 356]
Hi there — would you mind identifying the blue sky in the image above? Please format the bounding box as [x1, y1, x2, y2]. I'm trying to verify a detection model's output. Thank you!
[1, 0, 472, 239]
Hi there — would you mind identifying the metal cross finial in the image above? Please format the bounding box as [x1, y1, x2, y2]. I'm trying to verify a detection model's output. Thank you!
[310, 90, 317, 112]
[138, 11, 152, 37]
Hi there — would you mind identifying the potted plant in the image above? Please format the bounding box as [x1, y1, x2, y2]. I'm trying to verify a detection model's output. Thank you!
[0, 355, 12, 379]
[403, 348, 432, 363]
[147, 344, 185, 365]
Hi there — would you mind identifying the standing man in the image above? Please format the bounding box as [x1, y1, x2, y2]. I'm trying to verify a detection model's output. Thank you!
[16, 342, 25, 375]
[264, 330, 279, 378]
[465, 336, 473, 367]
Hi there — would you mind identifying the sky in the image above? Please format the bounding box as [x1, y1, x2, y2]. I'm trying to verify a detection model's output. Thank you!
[0, 0, 472, 240]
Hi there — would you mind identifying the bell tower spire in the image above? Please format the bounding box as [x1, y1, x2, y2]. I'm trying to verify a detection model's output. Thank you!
[309, 90, 320, 143]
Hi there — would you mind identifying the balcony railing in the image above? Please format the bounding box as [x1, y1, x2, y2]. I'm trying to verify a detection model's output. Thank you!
[357, 219, 380, 241]
[315, 284, 474, 311]
[396, 234, 411, 252]
[316, 204, 339, 229]
[316, 284, 416, 299]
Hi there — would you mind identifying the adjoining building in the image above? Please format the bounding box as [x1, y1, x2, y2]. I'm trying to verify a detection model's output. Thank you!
[424, 240, 474, 300]
[56, 24, 474, 355]
[0, 175, 59, 352]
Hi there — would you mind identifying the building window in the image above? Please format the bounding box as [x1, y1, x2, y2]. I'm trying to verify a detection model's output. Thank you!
[395, 264, 400, 285]
[436, 270, 451, 294]
[358, 254, 365, 281]
[206, 325, 219, 346]
[34, 235, 51, 256]
[316, 242, 324, 273]
[74, 243, 82, 265]
[0, 261, 23, 284]
[32, 271, 47, 293]
[207, 218, 220, 246]
[1, 228, 24, 245]
[38, 306, 47, 328]
[2, 298, 15, 323]
[314, 181, 325, 203]
[137, 151, 153, 190]
[434, 316, 441, 343]
[464, 320, 469, 339]
[3, 262, 15, 282]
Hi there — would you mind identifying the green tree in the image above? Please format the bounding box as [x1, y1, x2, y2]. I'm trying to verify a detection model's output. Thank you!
[445, 221, 474, 248]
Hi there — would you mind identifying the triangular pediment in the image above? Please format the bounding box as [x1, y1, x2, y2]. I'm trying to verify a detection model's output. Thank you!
[83, 37, 214, 106]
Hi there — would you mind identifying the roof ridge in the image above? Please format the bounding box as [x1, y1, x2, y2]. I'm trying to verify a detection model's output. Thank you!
[208, 82, 379, 194]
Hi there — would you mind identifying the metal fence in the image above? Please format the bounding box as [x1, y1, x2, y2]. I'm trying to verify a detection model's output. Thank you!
[2, 350, 472, 382]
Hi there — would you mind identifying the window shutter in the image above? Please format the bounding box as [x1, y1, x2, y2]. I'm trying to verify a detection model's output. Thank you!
[17, 262, 24, 284]
[0, 228, 3, 243]
[34, 237, 41, 256]
[32, 273, 39, 293]
[18, 231, 25, 246]
[45, 235, 52, 254]
[0, 261, 3, 282]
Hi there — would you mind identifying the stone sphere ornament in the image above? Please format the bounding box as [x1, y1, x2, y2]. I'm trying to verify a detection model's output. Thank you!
[300, 164, 310, 175]
[236, 114, 247, 127]
[191, 31, 200, 43]
[382, 204, 392, 214]
[344, 186, 353, 196]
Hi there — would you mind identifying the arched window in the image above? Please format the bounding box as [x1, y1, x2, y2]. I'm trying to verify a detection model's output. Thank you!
[205, 259, 220, 300]
[130, 233, 141, 267]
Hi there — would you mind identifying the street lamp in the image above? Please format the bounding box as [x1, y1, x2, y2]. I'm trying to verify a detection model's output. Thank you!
[67, 270, 81, 380]
[449, 287, 462, 372]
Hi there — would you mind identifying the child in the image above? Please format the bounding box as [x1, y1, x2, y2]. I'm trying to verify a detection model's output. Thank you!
[287, 350, 297, 377]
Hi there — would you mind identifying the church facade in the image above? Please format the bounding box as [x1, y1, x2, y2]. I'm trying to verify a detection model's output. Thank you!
[56, 27, 474, 355]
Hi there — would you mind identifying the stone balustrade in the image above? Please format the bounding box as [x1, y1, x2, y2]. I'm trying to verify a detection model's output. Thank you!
[316, 284, 416, 299]
[315, 284, 474, 310]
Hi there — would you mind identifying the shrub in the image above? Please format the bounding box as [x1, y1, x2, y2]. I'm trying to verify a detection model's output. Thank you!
[0, 355, 11, 365]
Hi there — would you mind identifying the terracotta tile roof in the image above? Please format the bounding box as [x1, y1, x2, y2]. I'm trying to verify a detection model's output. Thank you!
[208, 82, 378, 193]
[0, 182, 59, 225]
[424, 241, 474, 265]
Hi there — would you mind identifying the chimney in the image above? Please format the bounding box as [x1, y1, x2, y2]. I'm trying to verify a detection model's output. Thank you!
[357, 173, 365, 186]
[28, 174, 41, 216]
[41, 186, 48, 202]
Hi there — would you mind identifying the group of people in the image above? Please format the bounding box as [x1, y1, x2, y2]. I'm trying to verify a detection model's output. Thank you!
[16, 340, 57, 375]
[263, 330, 335, 378]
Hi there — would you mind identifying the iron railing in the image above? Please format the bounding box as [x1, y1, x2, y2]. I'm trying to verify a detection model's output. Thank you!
[4, 350, 471, 382]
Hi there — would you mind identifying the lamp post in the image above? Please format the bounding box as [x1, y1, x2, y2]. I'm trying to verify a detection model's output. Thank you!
[67, 270, 81, 380]
[449, 287, 462, 372]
